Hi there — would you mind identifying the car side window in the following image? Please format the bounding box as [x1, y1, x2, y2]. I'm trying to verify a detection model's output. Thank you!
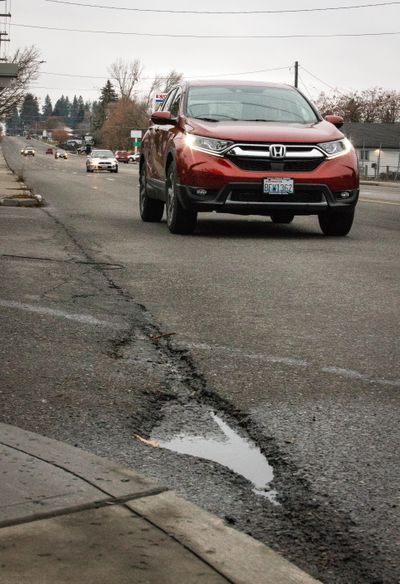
[162, 89, 177, 113]
[170, 88, 182, 118]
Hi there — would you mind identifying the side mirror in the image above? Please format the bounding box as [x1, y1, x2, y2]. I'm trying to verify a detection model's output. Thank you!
[150, 111, 177, 125]
[324, 115, 344, 129]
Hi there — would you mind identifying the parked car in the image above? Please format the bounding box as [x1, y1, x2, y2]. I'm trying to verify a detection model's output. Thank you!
[45, 148, 54, 155]
[21, 146, 35, 156]
[86, 149, 118, 173]
[128, 152, 140, 163]
[140, 80, 359, 236]
[115, 150, 130, 163]
[55, 149, 68, 159]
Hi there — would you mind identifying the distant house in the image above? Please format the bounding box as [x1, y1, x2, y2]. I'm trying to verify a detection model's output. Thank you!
[341, 123, 400, 179]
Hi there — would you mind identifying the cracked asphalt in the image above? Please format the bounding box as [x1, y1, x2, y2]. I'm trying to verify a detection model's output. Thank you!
[1, 137, 399, 584]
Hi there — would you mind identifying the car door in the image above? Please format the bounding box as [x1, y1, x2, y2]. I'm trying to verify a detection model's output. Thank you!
[158, 87, 182, 184]
[148, 89, 177, 182]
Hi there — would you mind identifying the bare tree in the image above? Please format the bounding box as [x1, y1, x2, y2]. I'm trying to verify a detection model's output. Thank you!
[109, 59, 143, 100]
[100, 99, 148, 150]
[0, 46, 42, 119]
[315, 87, 400, 123]
[145, 69, 183, 109]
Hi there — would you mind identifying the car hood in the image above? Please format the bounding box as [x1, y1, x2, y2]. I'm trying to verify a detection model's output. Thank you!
[185, 119, 344, 144]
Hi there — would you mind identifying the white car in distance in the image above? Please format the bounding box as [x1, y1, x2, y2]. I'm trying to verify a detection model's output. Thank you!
[55, 149, 68, 159]
[86, 149, 118, 173]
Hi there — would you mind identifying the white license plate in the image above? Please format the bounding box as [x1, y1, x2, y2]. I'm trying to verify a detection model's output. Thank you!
[263, 178, 294, 195]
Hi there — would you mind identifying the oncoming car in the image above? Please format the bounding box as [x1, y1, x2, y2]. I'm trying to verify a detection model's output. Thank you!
[140, 80, 359, 236]
[86, 149, 118, 173]
[21, 146, 35, 156]
[55, 149, 68, 159]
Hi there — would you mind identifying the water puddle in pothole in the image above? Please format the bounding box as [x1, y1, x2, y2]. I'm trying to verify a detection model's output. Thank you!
[151, 405, 279, 504]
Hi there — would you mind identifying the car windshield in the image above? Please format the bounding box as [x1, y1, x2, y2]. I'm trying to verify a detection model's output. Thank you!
[92, 150, 114, 158]
[186, 86, 318, 124]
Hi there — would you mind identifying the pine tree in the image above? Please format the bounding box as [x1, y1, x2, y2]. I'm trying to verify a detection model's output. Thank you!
[6, 107, 21, 135]
[53, 95, 70, 121]
[70, 95, 79, 128]
[42, 94, 53, 120]
[93, 80, 118, 130]
[20, 93, 40, 131]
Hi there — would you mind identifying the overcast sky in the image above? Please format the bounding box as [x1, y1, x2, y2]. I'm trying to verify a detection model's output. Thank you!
[3, 0, 400, 106]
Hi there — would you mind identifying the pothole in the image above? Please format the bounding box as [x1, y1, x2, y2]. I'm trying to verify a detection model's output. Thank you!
[151, 403, 279, 504]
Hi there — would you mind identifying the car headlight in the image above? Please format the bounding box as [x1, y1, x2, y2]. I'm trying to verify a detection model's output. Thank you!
[184, 134, 233, 156]
[317, 138, 351, 158]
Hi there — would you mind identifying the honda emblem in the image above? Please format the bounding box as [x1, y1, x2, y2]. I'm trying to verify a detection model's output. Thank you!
[270, 144, 286, 159]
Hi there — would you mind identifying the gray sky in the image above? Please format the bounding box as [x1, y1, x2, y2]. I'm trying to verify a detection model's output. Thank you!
[4, 0, 400, 106]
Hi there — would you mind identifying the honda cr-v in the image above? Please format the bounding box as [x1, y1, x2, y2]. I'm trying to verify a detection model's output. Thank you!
[140, 80, 359, 235]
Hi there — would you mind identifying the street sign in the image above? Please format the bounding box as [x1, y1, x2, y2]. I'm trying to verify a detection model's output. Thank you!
[133, 140, 141, 148]
[130, 130, 142, 139]
[154, 93, 167, 105]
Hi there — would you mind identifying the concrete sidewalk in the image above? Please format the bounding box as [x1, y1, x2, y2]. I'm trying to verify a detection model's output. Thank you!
[0, 424, 321, 584]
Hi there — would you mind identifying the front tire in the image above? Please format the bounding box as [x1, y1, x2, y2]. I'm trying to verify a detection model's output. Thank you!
[139, 164, 164, 222]
[318, 209, 355, 236]
[166, 162, 197, 234]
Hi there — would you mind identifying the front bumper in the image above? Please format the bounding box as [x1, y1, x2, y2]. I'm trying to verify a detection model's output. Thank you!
[177, 182, 359, 215]
[87, 163, 117, 171]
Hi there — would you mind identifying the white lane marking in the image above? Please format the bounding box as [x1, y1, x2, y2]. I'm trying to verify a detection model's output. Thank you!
[359, 198, 400, 206]
[0, 299, 124, 329]
[321, 366, 400, 387]
[92, 186, 98, 190]
[106, 178, 115, 181]
[186, 342, 308, 367]
[185, 342, 400, 388]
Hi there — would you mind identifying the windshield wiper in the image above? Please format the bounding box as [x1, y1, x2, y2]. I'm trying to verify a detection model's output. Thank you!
[193, 116, 219, 122]
[242, 118, 275, 122]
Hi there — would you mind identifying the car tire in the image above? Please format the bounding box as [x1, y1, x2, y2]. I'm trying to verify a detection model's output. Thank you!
[270, 212, 295, 224]
[114, 167, 118, 173]
[318, 209, 355, 236]
[166, 162, 197, 234]
[139, 164, 164, 222]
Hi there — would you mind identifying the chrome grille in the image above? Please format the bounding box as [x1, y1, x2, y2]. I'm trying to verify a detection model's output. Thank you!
[226, 143, 325, 173]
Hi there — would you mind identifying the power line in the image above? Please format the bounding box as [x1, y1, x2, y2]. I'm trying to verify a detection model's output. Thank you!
[40, 65, 291, 81]
[300, 67, 348, 95]
[45, 0, 400, 15]
[11, 22, 400, 39]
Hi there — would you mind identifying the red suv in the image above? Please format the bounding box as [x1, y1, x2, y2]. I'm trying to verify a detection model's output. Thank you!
[140, 80, 359, 235]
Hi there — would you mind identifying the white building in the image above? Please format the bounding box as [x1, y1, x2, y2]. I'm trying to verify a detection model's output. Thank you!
[342, 123, 400, 180]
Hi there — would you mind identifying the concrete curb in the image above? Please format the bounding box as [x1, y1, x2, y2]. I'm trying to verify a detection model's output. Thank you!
[0, 424, 322, 584]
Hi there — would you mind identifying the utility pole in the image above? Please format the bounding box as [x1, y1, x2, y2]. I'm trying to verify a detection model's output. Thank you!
[0, 1, 11, 62]
[294, 61, 299, 88]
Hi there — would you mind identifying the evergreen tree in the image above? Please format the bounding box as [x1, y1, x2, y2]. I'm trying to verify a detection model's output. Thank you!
[93, 80, 118, 130]
[20, 93, 40, 131]
[76, 96, 85, 126]
[42, 94, 53, 119]
[6, 107, 21, 135]
[53, 95, 70, 121]
[70, 95, 79, 128]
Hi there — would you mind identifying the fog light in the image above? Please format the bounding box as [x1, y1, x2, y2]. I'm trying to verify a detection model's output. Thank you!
[196, 189, 207, 196]
[340, 191, 351, 199]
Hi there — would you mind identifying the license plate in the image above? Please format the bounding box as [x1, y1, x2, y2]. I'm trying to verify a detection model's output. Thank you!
[263, 178, 294, 195]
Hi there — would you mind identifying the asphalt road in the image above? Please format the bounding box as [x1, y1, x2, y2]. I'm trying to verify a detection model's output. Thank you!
[1, 137, 399, 584]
